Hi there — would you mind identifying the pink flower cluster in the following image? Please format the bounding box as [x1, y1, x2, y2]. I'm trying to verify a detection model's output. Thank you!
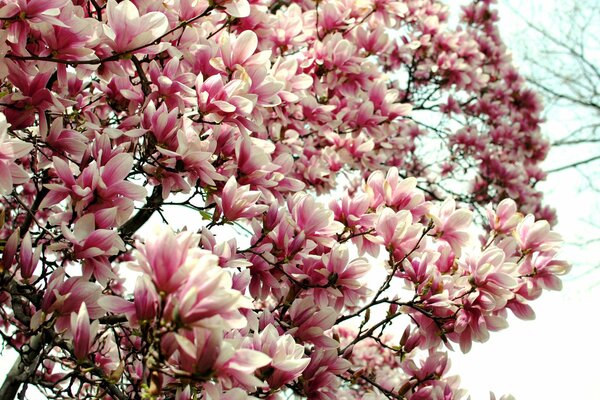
[0, 0, 567, 399]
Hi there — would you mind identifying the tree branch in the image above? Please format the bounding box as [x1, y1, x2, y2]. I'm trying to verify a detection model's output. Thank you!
[546, 154, 600, 173]
[118, 185, 164, 241]
[0, 333, 43, 400]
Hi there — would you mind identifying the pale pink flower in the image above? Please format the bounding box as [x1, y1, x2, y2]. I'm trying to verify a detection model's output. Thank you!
[486, 198, 522, 234]
[195, 73, 254, 127]
[210, 31, 271, 73]
[41, 153, 146, 222]
[319, 244, 370, 310]
[199, 228, 250, 269]
[70, 303, 99, 361]
[271, 57, 313, 103]
[142, 102, 181, 151]
[301, 349, 351, 400]
[36, 12, 99, 61]
[60, 214, 125, 260]
[0, 113, 33, 195]
[18, 232, 41, 281]
[147, 58, 196, 109]
[162, 327, 223, 377]
[451, 306, 509, 353]
[99, 275, 159, 326]
[45, 118, 87, 162]
[287, 193, 344, 248]
[366, 168, 426, 215]
[163, 251, 252, 329]
[37, 268, 103, 332]
[129, 227, 198, 293]
[234, 135, 278, 188]
[517, 250, 570, 299]
[460, 247, 518, 311]
[104, 0, 169, 54]
[514, 215, 562, 253]
[214, 176, 268, 222]
[429, 198, 473, 256]
[1, 230, 19, 271]
[246, 324, 310, 389]
[374, 208, 412, 248]
[287, 297, 338, 348]
[213, 341, 272, 391]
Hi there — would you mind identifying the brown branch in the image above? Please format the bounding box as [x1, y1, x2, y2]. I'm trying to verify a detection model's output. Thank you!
[118, 185, 164, 241]
[546, 154, 600, 174]
[0, 333, 44, 400]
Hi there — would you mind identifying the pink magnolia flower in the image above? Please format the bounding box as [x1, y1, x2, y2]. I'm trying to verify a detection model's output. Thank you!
[374, 208, 415, 251]
[97, 75, 144, 114]
[287, 193, 344, 248]
[37, 268, 103, 332]
[162, 327, 223, 377]
[330, 192, 378, 255]
[400, 350, 465, 400]
[301, 349, 351, 400]
[99, 275, 159, 326]
[366, 168, 426, 216]
[36, 12, 99, 61]
[104, 0, 169, 54]
[213, 0, 250, 18]
[60, 214, 126, 260]
[210, 31, 271, 74]
[147, 57, 196, 109]
[142, 102, 181, 151]
[214, 176, 268, 222]
[287, 297, 338, 348]
[514, 214, 562, 253]
[2, 0, 70, 54]
[460, 247, 518, 311]
[212, 340, 272, 391]
[164, 252, 252, 329]
[486, 198, 522, 234]
[271, 57, 313, 103]
[45, 118, 87, 162]
[128, 227, 199, 294]
[195, 73, 255, 128]
[246, 324, 310, 389]
[18, 232, 41, 281]
[41, 153, 146, 222]
[70, 303, 99, 361]
[450, 306, 508, 353]
[199, 228, 250, 270]
[234, 135, 278, 188]
[429, 198, 473, 256]
[0, 113, 33, 195]
[163, 328, 271, 390]
[517, 250, 570, 299]
[3, 60, 65, 134]
[1, 230, 19, 271]
[316, 244, 370, 310]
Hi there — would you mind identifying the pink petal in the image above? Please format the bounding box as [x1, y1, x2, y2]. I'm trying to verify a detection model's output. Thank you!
[102, 153, 133, 184]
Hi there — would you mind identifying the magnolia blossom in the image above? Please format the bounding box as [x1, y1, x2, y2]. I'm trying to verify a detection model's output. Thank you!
[70, 303, 99, 361]
[104, 0, 169, 54]
[214, 176, 268, 222]
[0, 0, 571, 399]
[163, 255, 252, 329]
[0, 113, 32, 195]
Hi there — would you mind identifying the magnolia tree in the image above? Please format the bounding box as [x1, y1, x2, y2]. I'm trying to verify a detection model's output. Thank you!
[0, 0, 569, 399]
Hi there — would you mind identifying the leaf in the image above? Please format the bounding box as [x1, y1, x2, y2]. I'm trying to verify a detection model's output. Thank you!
[199, 210, 213, 221]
